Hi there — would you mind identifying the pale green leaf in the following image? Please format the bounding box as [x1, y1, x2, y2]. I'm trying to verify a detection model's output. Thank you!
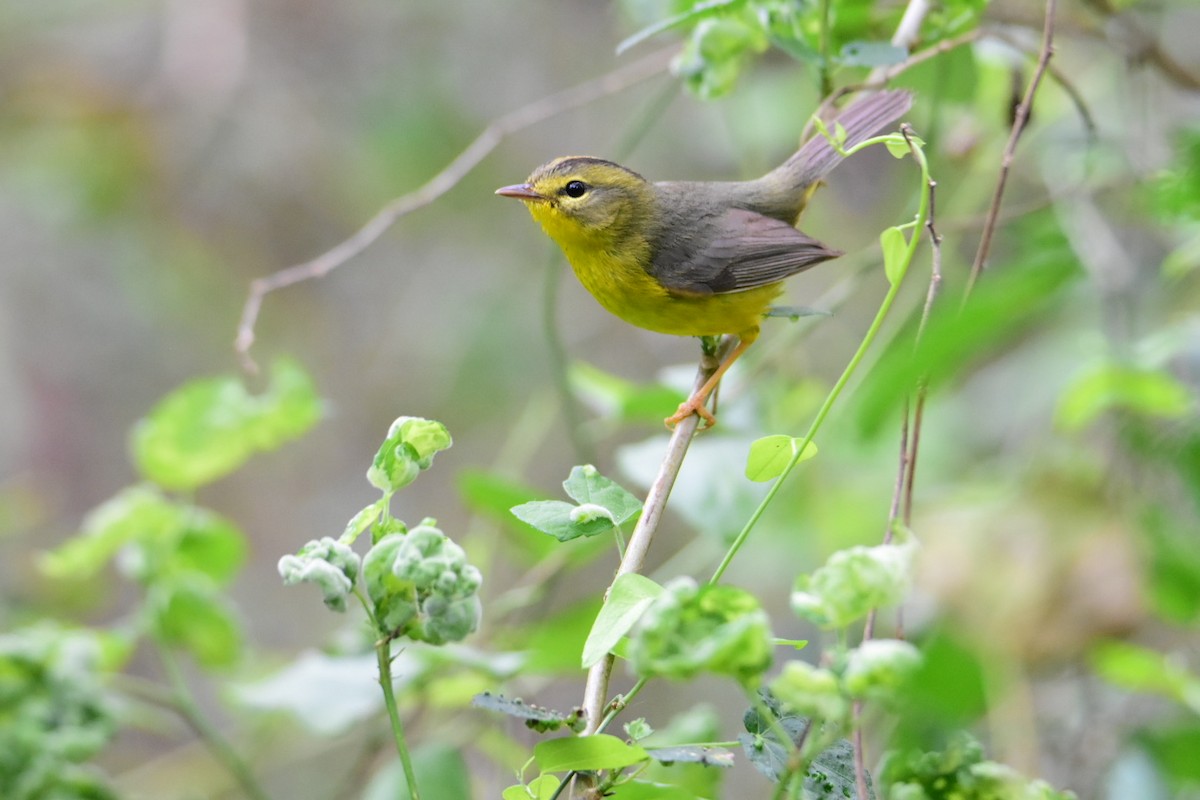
[745, 435, 817, 482]
[582, 573, 663, 668]
[1057, 363, 1194, 430]
[534, 733, 649, 772]
[880, 226, 908, 286]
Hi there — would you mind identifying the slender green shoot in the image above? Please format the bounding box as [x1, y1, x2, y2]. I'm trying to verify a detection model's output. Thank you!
[710, 131, 931, 585]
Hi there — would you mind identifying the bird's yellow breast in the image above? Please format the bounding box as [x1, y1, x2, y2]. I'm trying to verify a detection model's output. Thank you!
[528, 202, 776, 339]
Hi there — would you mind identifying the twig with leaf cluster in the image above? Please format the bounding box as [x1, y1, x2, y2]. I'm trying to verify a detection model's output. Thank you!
[579, 339, 732, 733]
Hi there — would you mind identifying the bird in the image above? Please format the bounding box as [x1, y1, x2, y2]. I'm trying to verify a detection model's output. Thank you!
[497, 89, 913, 428]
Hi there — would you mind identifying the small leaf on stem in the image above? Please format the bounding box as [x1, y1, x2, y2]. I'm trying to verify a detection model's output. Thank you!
[880, 226, 908, 286]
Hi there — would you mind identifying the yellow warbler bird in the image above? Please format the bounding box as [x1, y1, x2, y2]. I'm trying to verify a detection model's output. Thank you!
[497, 90, 912, 428]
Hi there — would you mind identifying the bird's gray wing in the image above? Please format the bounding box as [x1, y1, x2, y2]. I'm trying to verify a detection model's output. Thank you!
[649, 208, 842, 297]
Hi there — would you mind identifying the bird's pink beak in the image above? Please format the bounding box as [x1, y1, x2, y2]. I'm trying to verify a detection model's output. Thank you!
[495, 183, 545, 201]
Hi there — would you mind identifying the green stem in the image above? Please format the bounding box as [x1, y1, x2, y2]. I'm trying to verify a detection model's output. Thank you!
[156, 644, 271, 800]
[376, 637, 421, 800]
[594, 677, 649, 734]
[710, 132, 930, 586]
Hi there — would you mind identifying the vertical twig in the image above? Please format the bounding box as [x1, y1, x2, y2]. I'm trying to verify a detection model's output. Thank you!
[579, 338, 732, 734]
[853, 126, 940, 800]
[964, 0, 1058, 297]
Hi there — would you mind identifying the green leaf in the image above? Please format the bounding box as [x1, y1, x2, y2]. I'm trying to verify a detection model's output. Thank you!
[173, 508, 246, 586]
[41, 485, 183, 578]
[895, 631, 987, 729]
[879, 226, 908, 286]
[511, 499, 597, 542]
[630, 578, 773, 684]
[279, 537, 361, 613]
[605, 781, 699, 799]
[510, 466, 641, 543]
[569, 361, 683, 421]
[745, 435, 817, 482]
[1091, 640, 1200, 713]
[807, 739, 872, 800]
[1147, 128, 1200, 222]
[772, 661, 849, 723]
[1142, 507, 1200, 624]
[502, 775, 559, 800]
[884, 133, 922, 159]
[855, 230, 1079, 438]
[1138, 722, 1200, 786]
[534, 733, 649, 773]
[582, 573, 664, 668]
[151, 579, 243, 668]
[132, 358, 321, 491]
[842, 639, 923, 704]
[367, 417, 453, 494]
[739, 692, 809, 782]
[459, 469, 560, 563]
[644, 745, 734, 768]
[342, 499, 386, 543]
[507, 597, 602, 675]
[471, 692, 585, 734]
[791, 537, 915, 629]
[1057, 363, 1194, 430]
[671, 12, 769, 99]
[625, 718, 654, 742]
[562, 465, 642, 526]
[833, 121, 848, 149]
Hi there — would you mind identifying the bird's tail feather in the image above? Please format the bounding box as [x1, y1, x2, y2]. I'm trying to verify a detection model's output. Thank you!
[774, 90, 914, 190]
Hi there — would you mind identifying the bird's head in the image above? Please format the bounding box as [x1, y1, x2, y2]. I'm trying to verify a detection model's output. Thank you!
[496, 156, 654, 250]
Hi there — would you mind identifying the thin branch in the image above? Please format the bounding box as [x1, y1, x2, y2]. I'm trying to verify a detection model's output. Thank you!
[903, 392, 927, 532]
[964, 0, 1059, 297]
[891, 0, 931, 49]
[156, 644, 271, 800]
[902, 174, 942, 537]
[853, 125, 939, 800]
[580, 338, 733, 734]
[986, 28, 1097, 143]
[862, 0, 933, 95]
[233, 47, 675, 372]
[830, 28, 983, 105]
[915, 176, 944, 344]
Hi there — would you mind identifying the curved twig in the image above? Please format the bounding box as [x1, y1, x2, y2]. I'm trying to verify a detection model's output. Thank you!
[234, 47, 675, 372]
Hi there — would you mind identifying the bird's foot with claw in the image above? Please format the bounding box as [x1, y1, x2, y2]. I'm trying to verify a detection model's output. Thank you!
[665, 398, 716, 431]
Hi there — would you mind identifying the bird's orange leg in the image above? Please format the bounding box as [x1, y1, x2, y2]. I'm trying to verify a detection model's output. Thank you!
[665, 334, 756, 430]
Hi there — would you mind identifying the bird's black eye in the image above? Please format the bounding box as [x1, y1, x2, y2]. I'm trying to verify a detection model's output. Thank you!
[563, 180, 588, 198]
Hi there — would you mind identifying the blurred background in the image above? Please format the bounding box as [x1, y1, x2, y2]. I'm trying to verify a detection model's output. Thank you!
[2, 0, 1199, 798]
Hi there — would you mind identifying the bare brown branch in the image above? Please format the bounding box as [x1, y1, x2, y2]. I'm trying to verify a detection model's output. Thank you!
[234, 47, 675, 372]
[964, 0, 1059, 297]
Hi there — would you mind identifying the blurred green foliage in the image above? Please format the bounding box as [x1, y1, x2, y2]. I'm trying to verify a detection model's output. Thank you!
[3, 0, 1200, 797]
